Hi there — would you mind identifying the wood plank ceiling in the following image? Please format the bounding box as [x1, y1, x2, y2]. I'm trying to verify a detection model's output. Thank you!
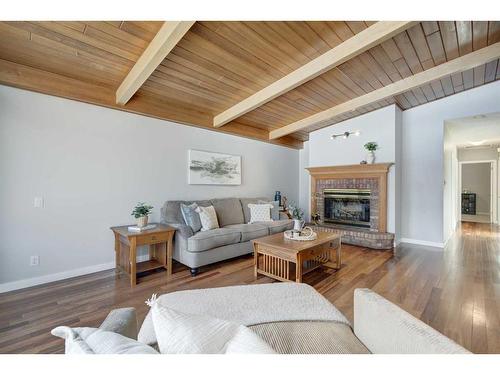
[0, 21, 499, 149]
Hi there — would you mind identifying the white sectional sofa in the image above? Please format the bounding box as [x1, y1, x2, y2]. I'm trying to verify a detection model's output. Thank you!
[52, 284, 470, 354]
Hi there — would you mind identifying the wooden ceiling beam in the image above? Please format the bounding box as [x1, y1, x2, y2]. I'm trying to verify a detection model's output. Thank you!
[116, 21, 195, 105]
[269, 42, 500, 139]
[213, 21, 416, 128]
[0, 58, 302, 149]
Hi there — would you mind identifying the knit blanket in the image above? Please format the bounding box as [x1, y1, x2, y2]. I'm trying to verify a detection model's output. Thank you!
[138, 283, 349, 346]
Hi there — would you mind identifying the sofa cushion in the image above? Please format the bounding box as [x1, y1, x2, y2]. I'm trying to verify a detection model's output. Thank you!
[180, 203, 202, 233]
[256, 219, 293, 234]
[249, 321, 370, 354]
[239, 197, 268, 223]
[98, 307, 138, 340]
[225, 223, 269, 242]
[51, 326, 159, 354]
[210, 198, 245, 227]
[258, 200, 280, 220]
[162, 200, 212, 224]
[187, 228, 241, 253]
[147, 297, 274, 354]
[196, 205, 220, 231]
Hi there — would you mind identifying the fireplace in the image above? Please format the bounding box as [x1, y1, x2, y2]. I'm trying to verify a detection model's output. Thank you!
[323, 188, 371, 228]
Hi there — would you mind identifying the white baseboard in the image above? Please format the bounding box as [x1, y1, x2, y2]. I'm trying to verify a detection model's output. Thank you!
[399, 238, 444, 249]
[0, 261, 115, 294]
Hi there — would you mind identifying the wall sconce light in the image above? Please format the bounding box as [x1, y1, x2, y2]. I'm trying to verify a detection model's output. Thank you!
[330, 130, 360, 140]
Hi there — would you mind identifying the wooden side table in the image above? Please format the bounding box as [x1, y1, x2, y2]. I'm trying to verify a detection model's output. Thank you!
[110, 224, 175, 287]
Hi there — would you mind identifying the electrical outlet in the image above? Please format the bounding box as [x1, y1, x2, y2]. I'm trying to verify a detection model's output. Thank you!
[30, 255, 39, 266]
[34, 197, 44, 208]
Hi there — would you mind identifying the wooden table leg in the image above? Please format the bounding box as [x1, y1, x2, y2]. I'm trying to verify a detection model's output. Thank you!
[253, 243, 258, 279]
[129, 237, 137, 287]
[336, 241, 342, 270]
[295, 254, 303, 283]
[114, 233, 120, 273]
[167, 233, 173, 277]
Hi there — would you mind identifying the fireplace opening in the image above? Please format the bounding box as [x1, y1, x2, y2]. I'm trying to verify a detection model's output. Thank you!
[323, 188, 371, 228]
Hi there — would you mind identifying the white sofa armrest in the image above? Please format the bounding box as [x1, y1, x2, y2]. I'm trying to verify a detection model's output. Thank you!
[353, 288, 470, 354]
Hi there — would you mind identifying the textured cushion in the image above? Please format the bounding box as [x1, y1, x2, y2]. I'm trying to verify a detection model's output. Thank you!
[196, 205, 219, 231]
[259, 200, 280, 221]
[239, 197, 268, 224]
[51, 326, 158, 354]
[256, 219, 293, 234]
[250, 321, 370, 354]
[248, 203, 273, 223]
[224, 223, 269, 242]
[210, 198, 245, 227]
[98, 307, 138, 340]
[149, 299, 274, 354]
[353, 288, 470, 354]
[180, 203, 202, 233]
[187, 228, 241, 252]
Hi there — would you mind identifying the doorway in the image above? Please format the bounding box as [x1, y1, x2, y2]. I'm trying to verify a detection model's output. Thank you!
[459, 160, 496, 223]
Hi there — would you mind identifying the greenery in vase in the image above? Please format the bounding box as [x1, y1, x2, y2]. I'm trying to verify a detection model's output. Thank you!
[288, 202, 304, 220]
[364, 142, 378, 152]
[131, 202, 153, 218]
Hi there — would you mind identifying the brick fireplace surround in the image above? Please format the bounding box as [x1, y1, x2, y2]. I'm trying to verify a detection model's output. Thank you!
[306, 163, 394, 250]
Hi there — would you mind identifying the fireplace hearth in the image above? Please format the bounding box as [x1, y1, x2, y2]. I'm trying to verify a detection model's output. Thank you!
[323, 188, 371, 228]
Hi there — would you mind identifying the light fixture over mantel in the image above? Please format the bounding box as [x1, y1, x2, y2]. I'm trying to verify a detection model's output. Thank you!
[331, 130, 360, 140]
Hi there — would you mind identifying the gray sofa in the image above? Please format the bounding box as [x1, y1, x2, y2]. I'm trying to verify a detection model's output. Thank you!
[160, 197, 293, 275]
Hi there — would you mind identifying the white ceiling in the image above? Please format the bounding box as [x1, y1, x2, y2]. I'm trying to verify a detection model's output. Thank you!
[445, 112, 500, 149]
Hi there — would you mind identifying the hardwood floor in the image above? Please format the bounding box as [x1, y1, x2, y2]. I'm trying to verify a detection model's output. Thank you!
[0, 222, 498, 354]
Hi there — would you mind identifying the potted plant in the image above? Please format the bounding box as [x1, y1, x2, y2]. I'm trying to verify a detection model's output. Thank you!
[364, 142, 379, 164]
[131, 202, 153, 228]
[288, 202, 305, 231]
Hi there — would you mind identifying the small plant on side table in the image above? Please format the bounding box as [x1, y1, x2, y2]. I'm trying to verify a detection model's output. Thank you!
[364, 142, 379, 164]
[131, 202, 153, 228]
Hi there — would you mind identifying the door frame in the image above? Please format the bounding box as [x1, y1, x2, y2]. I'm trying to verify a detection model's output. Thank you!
[458, 159, 498, 224]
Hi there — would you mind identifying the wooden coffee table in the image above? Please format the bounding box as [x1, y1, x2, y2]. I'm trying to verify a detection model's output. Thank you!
[252, 231, 342, 283]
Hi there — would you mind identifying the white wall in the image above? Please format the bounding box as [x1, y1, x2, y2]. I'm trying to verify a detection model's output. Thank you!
[462, 163, 491, 214]
[402, 80, 500, 245]
[298, 141, 310, 220]
[303, 105, 398, 235]
[0, 85, 299, 290]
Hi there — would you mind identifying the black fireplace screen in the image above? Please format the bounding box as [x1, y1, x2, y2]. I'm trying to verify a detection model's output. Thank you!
[323, 188, 371, 228]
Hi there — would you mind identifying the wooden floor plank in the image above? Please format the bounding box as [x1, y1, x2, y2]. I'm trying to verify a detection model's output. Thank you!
[0, 221, 498, 353]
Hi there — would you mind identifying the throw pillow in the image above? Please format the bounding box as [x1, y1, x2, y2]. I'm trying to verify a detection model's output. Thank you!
[195, 205, 219, 231]
[248, 203, 273, 223]
[180, 203, 202, 233]
[51, 326, 159, 354]
[146, 295, 275, 354]
[258, 200, 279, 220]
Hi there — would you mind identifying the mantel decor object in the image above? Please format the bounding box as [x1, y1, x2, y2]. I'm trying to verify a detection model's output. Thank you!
[364, 142, 379, 164]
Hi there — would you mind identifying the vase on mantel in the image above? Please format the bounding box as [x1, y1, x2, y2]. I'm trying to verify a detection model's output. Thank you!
[367, 151, 376, 164]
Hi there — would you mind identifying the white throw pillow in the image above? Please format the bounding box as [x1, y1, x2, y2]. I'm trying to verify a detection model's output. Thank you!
[248, 203, 273, 223]
[147, 295, 275, 354]
[51, 326, 158, 354]
[195, 205, 219, 231]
